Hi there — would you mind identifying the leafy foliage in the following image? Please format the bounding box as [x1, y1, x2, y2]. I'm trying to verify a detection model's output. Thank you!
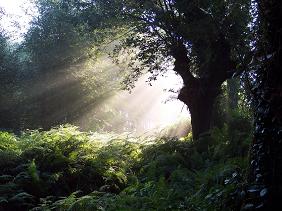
[0, 119, 251, 210]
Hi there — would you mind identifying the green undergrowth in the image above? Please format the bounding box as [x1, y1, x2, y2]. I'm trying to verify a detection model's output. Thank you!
[0, 122, 251, 211]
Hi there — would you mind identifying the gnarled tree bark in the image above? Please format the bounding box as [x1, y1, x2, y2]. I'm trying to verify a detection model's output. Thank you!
[171, 38, 235, 140]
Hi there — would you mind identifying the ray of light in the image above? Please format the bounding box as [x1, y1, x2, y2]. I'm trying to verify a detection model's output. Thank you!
[0, 0, 192, 136]
[77, 61, 191, 137]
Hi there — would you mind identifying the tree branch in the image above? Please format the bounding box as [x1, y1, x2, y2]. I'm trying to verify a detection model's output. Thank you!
[171, 41, 196, 84]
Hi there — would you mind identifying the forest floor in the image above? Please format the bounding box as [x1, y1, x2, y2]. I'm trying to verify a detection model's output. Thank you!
[0, 124, 251, 210]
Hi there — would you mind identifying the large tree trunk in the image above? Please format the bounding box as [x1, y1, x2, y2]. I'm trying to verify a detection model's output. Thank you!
[171, 38, 234, 140]
[243, 0, 282, 210]
[178, 81, 220, 140]
[189, 95, 214, 140]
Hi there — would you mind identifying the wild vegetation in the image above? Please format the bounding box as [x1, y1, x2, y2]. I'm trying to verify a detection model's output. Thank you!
[0, 111, 252, 210]
[0, 0, 281, 210]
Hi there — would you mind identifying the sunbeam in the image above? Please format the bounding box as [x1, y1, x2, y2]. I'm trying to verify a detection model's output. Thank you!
[76, 57, 191, 137]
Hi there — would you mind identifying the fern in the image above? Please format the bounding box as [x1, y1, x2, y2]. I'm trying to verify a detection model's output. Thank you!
[0, 124, 250, 210]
